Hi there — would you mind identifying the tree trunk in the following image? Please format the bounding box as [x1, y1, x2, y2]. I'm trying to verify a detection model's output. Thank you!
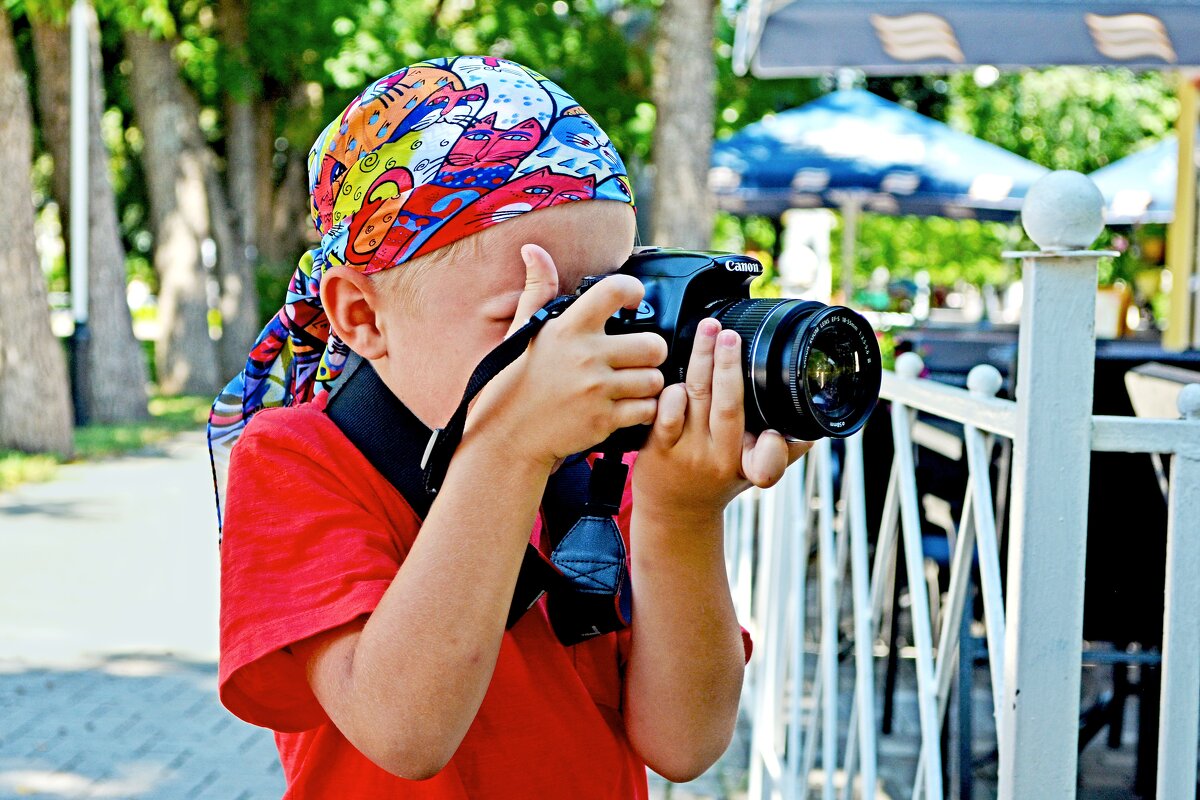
[124, 30, 220, 396]
[0, 7, 74, 455]
[254, 95, 283, 265]
[30, 3, 149, 423]
[256, 87, 312, 274]
[213, 0, 261, 376]
[650, 0, 716, 249]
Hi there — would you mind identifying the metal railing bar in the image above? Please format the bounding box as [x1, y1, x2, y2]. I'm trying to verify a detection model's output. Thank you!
[786, 460, 810, 799]
[1156, 444, 1200, 798]
[881, 371, 1018, 439]
[817, 439, 839, 800]
[798, 629, 826, 800]
[748, 476, 789, 799]
[891, 396, 945, 799]
[966, 426, 1007, 733]
[841, 454, 900, 799]
[840, 431, 878, 800]
[844, 432, 879, 800]
[1079, 649, 1161, 666]
[913, 484, 976, 800]
[1090, 415, 1200, 456]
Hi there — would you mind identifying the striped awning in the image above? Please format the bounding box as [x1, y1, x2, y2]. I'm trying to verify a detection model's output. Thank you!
[734, 1, 1200, 76]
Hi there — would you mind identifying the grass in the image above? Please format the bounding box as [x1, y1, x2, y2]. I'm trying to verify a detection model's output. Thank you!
[0, 394, 211, 492]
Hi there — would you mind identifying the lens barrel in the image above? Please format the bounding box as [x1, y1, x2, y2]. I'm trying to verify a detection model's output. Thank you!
[712, 299, 881, 440]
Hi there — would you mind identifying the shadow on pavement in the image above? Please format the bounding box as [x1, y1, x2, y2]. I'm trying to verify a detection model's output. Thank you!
[0, 653, 282, 800]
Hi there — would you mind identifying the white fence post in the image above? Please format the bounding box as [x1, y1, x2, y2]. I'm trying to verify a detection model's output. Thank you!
[997, 172, 1113, 799]
[1156, 385, 1200, 799]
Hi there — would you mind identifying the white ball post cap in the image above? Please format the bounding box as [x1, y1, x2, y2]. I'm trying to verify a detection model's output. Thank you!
[1020, 170, 1106, 251]
[894, 351, 925, 379]
[1179, 383, 1200, 420]
[967, 364, 1004, 397]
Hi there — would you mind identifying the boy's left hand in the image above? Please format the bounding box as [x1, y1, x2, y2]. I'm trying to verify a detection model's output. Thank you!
[633, 318, 812, 524]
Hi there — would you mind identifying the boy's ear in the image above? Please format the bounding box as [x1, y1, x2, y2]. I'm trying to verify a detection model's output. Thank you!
[320, 266, 388, 360]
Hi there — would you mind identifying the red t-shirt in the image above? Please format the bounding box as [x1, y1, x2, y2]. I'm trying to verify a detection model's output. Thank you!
[218, 393, 649, 798]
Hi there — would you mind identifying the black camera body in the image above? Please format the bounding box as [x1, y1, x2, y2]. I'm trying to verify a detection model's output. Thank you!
[575, 248, 882, 451]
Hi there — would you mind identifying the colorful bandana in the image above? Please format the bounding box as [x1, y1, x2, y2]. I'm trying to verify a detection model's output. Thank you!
[207, 56, 635, 525]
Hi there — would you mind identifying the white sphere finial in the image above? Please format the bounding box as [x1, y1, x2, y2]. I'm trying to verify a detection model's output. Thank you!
[1179, 383, 1200, 420]
[967, 364, 1004, 397]
[1020, 170, 1106, 251]
[894, 351, 924, 379]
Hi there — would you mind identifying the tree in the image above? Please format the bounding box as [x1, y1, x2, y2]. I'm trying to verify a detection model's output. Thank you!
[28, 0, 149, 422]
[0, 5, 74, 455]
[210, 0, 260, 376]
[124, 27, 222, 395]
[650, 0, 716, 248]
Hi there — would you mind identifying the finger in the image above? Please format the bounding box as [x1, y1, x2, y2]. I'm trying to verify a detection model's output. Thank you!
[561, 274, 644, 332]
[682, 318, 719, 426]
[709, 329, 745, 449]
[741, 429, 791, 489]
[611, 397, 658, 430]
[506, 244, 560, 339]
[607, 368, 665, 400]
[649, 383, 687, 449]
[605, 332, 668, 369]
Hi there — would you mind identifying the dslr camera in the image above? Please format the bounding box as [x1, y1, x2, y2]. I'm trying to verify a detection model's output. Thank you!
[573, 248, 882, 450]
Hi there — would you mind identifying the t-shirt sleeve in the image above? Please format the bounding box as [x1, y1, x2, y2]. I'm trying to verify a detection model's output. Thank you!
[217, 416, 409, 732]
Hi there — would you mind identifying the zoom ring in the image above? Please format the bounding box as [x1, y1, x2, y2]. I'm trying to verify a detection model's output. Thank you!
[713, 299, 786, 371]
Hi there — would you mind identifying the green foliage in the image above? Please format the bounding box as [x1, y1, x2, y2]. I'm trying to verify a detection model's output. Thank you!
[944, 68, 1177, 173]
[314, 0, 656, 162]
[0, 451, 58, 492]
[714, 12, 821, 140]
[73, 393, 211, 459]
[10, 0, 1189, 319]
[832, 213, 1026, 288]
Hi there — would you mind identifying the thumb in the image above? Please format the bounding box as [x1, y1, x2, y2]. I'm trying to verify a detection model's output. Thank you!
[506, 243, 561, 339]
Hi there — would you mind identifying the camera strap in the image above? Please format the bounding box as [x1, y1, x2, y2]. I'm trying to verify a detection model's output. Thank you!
[324, 301, 631, 644]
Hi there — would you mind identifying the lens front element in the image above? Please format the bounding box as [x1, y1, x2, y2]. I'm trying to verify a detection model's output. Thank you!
[714, 299, 881, 440]
[788, 307, 881, 437]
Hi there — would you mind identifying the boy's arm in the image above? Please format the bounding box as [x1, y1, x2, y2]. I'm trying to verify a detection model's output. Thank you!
[625, 504, 744, 783]
[625, 321, 809, 782]
[293, 258, 668, 780]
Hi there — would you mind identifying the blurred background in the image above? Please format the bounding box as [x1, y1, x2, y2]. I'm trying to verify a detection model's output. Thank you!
[2, 1, 1199, 799]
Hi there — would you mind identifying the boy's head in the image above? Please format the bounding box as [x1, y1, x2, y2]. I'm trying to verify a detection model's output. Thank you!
[305, 55, 634, 384]
[208, 56, 635, 502]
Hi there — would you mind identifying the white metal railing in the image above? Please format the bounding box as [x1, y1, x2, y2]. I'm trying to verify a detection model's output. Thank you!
[728, 172, 1200, 799]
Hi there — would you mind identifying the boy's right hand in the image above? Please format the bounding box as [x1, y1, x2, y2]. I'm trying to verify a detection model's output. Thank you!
[467, 243, 668, 470]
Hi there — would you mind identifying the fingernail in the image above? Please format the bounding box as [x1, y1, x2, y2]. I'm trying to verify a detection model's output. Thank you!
[699, 318, 719, 337]
[719, 330, 739, 348]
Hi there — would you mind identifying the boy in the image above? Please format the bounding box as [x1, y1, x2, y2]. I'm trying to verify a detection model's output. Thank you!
[211, 56, 807, 798]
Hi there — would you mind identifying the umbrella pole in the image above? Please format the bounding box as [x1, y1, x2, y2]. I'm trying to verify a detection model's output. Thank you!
[840, 196, 861, 306]
[1166, 72, 1197, 351]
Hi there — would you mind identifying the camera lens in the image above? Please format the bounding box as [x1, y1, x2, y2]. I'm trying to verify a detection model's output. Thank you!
[711, 298, 881, 440]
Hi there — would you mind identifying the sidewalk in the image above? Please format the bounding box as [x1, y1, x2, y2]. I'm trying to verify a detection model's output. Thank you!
[0, 432, 286, 799]
[0, 432, 741, 799]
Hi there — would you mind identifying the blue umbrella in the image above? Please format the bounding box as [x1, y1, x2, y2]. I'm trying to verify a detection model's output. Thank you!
[1089, 138, 1176, 224]
[710, 89, 1048, 300]
[710, 89, 1050, 221]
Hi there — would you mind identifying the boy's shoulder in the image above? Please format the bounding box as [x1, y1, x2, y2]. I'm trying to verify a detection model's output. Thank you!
[237, 392, 342, 460]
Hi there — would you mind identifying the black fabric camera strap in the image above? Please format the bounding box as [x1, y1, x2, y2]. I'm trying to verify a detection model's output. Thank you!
[420, 295, 575, 498]
[324, 300, 631, 643]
